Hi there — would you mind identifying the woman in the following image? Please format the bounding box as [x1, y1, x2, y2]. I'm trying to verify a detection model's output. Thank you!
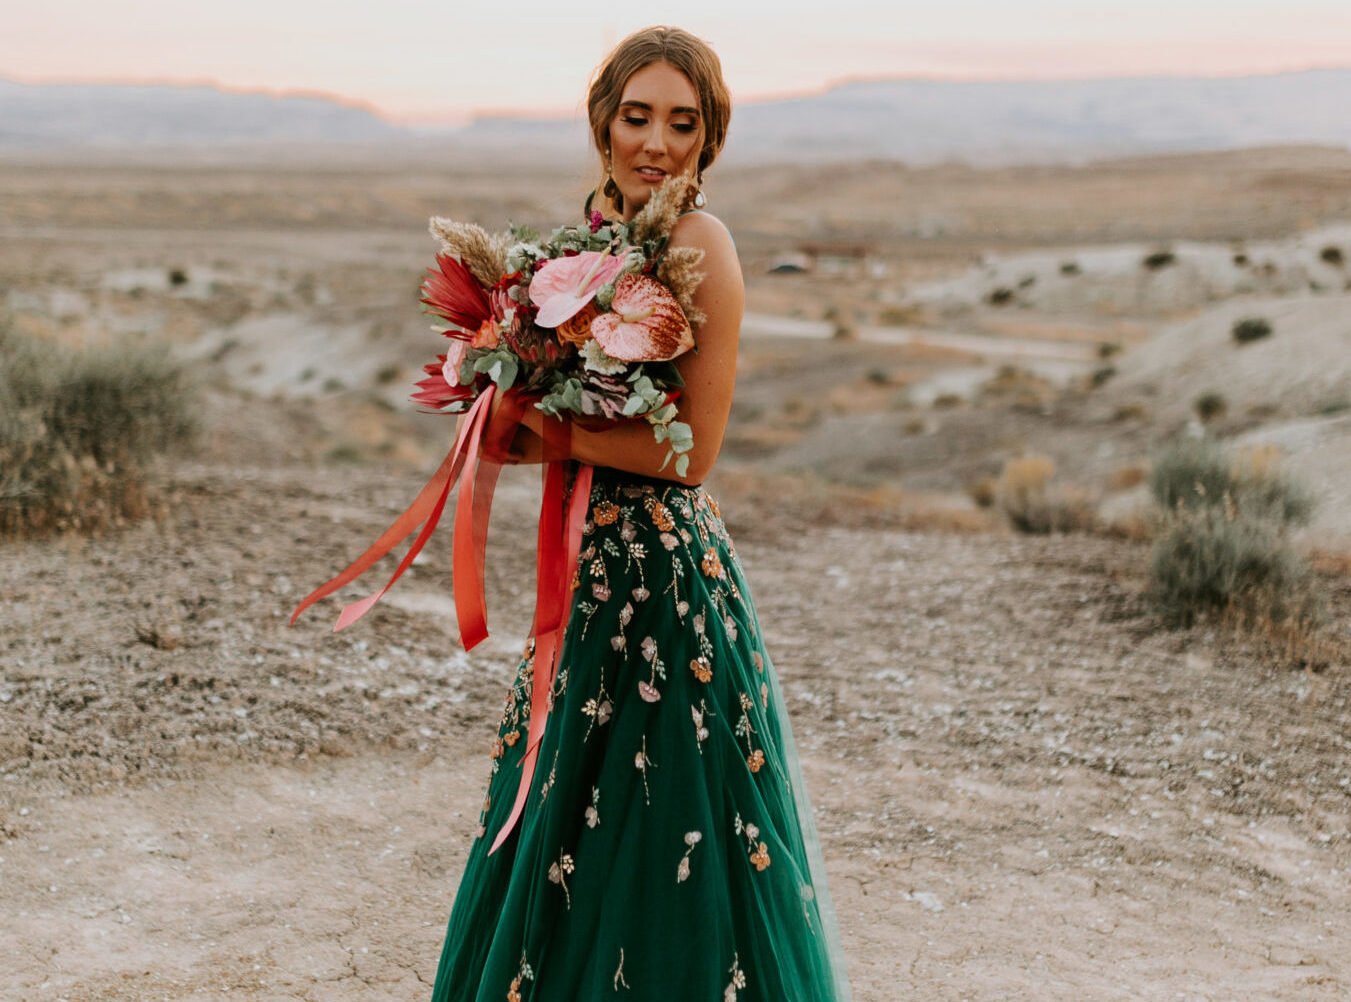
[430, 26, 852, 1001]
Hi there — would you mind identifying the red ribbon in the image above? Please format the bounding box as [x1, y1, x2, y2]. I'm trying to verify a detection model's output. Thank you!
[289, 384, 593, 853]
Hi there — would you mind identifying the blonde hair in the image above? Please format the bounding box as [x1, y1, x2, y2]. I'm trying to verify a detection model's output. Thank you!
[586, 26, 732, 216]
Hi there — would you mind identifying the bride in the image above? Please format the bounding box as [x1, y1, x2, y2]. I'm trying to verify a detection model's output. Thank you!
[429, 25, 853, 1001]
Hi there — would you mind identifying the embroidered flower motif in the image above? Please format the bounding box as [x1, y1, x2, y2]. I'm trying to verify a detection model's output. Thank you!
[691, 699, 712, 750]
[701, 548, 724, 578]
[677, 830, 702, 883]
[640, 635, 658, 662]
[619, 601, 634, 626]
[747, 748, 765, 773]
[620, 519, 637, 543]
[750, 842, 772, 871]
[548, 851, 576, 908]
[593, 500, 620, 526]
[752, 651, 764, 673]
[637, 680, 662, 702]
[503, 729, 521, 747]
[650, 501, 676, 531]
[632, 586, 650, 601]
[761, 681, 769, 708]
[724, 954, 746, 1002]
[582, 696, 613, 726]
[689, 656, 713, 683]
[585, 786, 601, 828]
[659, 531, 679, 551]
[490, 737, 505, 760]
[592, 582, 611, 601]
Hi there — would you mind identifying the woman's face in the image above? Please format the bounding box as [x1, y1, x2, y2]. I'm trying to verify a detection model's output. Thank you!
[607, 60, 702, 220]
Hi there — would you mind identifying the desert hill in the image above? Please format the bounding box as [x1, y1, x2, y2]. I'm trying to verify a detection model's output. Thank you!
[5, 67, 1351, 165]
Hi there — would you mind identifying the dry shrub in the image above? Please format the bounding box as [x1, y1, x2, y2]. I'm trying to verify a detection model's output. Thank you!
[1148, 436, 1313, 526]
[965, 476, 998, 509]
[996, 454, 1098, 534]
[0, 326, 197, 538]
[1147, 436, 1326, 640]
[1149, 504, 1314, 627]
[1107, 463, 1148, 491]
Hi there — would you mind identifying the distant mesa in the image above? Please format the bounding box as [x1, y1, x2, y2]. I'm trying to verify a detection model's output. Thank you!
[2, 68, 1350, 164]
[0, 77, 401, 147]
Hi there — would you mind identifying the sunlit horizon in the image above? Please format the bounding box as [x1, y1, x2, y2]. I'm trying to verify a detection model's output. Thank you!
[6, 0, 1351, 125]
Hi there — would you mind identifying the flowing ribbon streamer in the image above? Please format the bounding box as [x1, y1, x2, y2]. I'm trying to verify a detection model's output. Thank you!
[289, 385, 497, 640]
[489, 445, 593, 855]
[289, 384, 594, 853]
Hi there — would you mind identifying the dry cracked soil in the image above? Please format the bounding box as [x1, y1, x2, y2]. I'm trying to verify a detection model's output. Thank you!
[3, 411, 1351, 1002]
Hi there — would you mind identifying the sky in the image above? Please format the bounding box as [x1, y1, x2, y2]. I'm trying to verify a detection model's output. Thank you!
[5, 0, 1350, 124]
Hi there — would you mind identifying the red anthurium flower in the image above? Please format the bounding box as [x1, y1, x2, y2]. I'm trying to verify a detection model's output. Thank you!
[589, 274, 694, 362]
[421, 253, 492, 333]
[411, 350, 476, 411]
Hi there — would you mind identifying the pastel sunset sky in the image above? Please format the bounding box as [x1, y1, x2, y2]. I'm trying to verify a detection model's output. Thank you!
[5, 0, 1348, 123]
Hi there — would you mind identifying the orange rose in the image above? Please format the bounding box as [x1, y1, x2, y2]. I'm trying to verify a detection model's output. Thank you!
[556, 301, 599, 347]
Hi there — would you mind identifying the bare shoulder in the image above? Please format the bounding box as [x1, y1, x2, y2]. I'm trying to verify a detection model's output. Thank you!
[670, 210, 745, 290]
[668, 211, 739, 269]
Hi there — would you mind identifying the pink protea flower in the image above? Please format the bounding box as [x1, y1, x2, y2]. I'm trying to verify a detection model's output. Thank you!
[421, 253, 492, 333]
[589, 274, 694, 362]
[589, 210, 605, 233]
[529, 251, 625, 328]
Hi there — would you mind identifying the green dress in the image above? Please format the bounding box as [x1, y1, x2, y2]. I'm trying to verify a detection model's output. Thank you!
[430, 465, 853, 1001]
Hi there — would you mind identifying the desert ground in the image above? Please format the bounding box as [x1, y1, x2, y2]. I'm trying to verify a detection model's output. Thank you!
[2, 146, 1350, 1001]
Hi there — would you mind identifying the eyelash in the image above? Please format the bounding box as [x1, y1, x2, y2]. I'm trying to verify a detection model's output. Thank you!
[620, 116, 697, 134]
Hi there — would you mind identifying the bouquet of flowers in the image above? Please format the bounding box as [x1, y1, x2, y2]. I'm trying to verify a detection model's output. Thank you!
[412, 173, 706, 477]
[292, 175, 707, 642]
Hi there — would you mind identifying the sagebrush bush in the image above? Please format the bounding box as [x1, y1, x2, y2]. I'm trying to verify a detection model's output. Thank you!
[0, 325, 197, 537]
[1147, 436, 1321, 630]
[1231, 317, 1272, 344]
[1149, 505, 1315, 628]
[996, 454, 1097, 534]
[1148, 436, 1312, 526]
[1192, 391, 1227, 423]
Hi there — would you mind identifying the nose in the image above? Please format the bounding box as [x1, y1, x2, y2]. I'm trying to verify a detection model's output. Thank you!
[642, 125, 667, 157]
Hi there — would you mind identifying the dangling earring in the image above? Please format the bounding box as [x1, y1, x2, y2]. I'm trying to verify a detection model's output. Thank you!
[692, 170, 707, 209]
[602, 152, 622, 211]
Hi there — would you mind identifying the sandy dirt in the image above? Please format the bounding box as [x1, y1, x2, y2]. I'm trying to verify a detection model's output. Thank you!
[3, 422, 1349, 1000]
[4, 148, 1351, 1001]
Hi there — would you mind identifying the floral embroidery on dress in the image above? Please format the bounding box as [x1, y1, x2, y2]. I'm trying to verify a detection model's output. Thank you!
[724, 954, 746, 1002]
[676, 830, 702, 883]
[585, 785, 601, 828]
[508, 953, 534, 1002]
[548, 850, 576, 908]
[637, 634, 667, 702]
[691, 698, 713, 751]
[734, 813, 772, 872]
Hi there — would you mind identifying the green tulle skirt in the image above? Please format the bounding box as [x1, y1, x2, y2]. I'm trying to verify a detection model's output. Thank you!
[430, 466, 852, 1001]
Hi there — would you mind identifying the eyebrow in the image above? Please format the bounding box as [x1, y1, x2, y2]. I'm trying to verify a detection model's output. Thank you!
[619, 100, 700, 116]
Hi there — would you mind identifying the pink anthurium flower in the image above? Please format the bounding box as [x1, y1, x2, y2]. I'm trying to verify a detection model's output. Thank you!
[529, 251, 626, 328]
[589, 274, 695, 362]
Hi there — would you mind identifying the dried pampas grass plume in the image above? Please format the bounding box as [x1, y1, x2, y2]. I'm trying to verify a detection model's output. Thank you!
[657, 246, 707, 327]
[628, 173, 696, 246]
[428, 217, 509, 288]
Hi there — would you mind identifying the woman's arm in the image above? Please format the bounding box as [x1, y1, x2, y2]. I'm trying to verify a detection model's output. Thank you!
[514, 211, 744, 484]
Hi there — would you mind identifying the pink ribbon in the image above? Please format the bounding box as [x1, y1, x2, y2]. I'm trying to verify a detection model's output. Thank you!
[289, 385, 593, 852]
